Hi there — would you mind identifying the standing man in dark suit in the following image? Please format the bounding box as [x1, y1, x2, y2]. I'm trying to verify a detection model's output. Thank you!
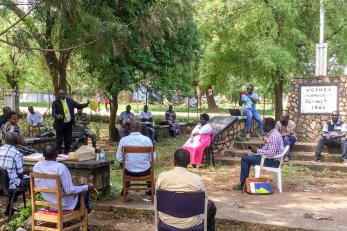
[52, 89, 89, 154]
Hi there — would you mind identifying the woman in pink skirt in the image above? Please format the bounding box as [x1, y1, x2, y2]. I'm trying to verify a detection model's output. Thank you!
[182, 113, 214, 167]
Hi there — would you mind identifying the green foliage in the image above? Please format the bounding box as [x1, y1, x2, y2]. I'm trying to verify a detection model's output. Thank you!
[196, 0, 347, 101]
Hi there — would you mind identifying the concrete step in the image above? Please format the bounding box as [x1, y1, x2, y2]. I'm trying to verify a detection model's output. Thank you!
[225, 149, 343, 163]
[215, 156, 347, 173]
[234, 140, 341, 154]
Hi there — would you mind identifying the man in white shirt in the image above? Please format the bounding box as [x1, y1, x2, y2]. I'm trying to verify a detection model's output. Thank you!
[119, 105, 135, 137]
[33, 144, 94, 212]
[27, 106, 45, 126]
[140, 105, 156, 144]
[116, 122, 155, 195]
[156, 149, 216, 231]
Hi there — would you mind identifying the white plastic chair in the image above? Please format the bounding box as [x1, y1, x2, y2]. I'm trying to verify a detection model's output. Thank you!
[254, 145, 290, 193]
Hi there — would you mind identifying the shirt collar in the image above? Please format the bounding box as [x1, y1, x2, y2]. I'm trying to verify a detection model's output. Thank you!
[129, 132, 141, 136]
[330, 119, 341, 125]
[267, 128, 276, 136]
[173, 166, 188, 171]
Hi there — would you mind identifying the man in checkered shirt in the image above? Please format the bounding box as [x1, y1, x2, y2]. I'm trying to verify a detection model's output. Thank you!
[0, 132, 29, 215]
[233, 117, 284, 190]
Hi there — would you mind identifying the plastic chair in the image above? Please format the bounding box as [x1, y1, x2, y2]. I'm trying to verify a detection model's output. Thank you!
[0, 167, 26, 219]
[30, 173, 88, 231]
[254, 145, 290, 193]
[121, 146, 155, 203]
[154, 189, 207, 231]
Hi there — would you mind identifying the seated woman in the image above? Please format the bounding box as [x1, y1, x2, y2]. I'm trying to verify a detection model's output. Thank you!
[182, 113, 214, 167]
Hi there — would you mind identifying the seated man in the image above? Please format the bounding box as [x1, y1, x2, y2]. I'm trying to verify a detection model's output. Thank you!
[33, 144, 94, 212]
[27, 106, 45, 126]
[119, 105, 135, 138]
[0, 111, 25, 146]
[0, 132, 29, 215]
[140, 105, 156, 144]
[75, 108, 97, 148]
[156, 149, 216, 231]
[116, 122, 155, 195]
[312, 111, 347, 164]
[275, 112, 296, 162]
[0, 107, 12, 128]
[160, 105, 180, 137]
[233, 117, 284, 190]
[239, 85, 265, 139]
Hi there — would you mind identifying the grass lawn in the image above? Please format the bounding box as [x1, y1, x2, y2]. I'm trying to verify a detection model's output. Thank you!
[99, 135, 188, 201]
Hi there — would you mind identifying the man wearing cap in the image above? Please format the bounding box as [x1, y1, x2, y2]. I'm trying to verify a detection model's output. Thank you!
[239, 85, 265, 140]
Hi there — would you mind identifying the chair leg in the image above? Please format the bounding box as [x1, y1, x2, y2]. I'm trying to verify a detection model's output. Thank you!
[151, 181, 154, 204]
[123, 181, 128, 202]
[211, 148, 215, 167]
[82, 209, 88, 231]
[254, 166, 260, 178]
[22, 192, 26, 208]
[8, 192, 16, 219]
[277, 171, 282, 193]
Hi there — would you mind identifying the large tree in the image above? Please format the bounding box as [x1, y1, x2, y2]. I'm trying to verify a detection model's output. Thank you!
[82, 0, 196, 141]
[197, 0, 347, 119]
[0, 0, 100, 96]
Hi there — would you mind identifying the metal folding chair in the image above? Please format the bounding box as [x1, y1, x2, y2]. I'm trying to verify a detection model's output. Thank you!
[0, 167, 26, 219]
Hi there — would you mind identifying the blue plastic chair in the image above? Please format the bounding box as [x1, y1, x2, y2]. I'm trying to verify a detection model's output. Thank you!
[154, 189, 207, 231]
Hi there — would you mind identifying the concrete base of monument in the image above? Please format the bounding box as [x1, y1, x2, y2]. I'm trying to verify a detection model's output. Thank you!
[216, 139, 347, 172]
[91, 190, 347, 231]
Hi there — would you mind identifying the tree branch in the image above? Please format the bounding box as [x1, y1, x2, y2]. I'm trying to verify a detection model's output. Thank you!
[0, 0, 44, 37]
[0, 38, 101, 52]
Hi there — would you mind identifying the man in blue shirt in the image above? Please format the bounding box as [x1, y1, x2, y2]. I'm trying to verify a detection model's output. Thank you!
[239, 85, 265, 139]
[116, 122, 155, 195]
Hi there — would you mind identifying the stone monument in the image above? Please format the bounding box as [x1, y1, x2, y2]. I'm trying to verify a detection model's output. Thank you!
[286, 76, 346, 142]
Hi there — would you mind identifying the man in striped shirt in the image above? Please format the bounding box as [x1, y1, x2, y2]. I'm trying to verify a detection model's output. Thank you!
[0, 132, 29, 215]
[233, 117, 284, 190]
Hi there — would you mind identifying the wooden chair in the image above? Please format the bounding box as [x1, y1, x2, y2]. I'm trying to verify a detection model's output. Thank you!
[121, 146, 155, 203]
[28, 124, 41, 138]
[30, 173, 88, 231]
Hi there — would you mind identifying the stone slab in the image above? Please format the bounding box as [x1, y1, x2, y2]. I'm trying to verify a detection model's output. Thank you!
[215, 157, 347, 172]
[233, 141, 341, 154]
[226, 149, 343, 163]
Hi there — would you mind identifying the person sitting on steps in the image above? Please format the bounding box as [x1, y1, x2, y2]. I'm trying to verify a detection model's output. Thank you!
[276, 112, 297, 162]
[239, 84, 265, 140]
[312, 111, 347, 164]
[233, 117, 284, 190]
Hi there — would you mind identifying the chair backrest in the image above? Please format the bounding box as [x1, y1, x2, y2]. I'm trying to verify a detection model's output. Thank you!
[156, 189, 205, 218]
[30, 173, 63, 215]
[121, 146, 155, 172]
[0, 167, 10, 192]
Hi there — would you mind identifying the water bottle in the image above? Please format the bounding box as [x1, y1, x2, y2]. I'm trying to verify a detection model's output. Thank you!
[99, 148, 106, 161]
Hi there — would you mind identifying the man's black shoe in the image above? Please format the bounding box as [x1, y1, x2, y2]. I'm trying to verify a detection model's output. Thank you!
[232, 184, 244, 191]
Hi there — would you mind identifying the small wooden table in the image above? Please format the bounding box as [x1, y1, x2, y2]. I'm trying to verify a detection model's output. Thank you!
[24, 159, 114, 195]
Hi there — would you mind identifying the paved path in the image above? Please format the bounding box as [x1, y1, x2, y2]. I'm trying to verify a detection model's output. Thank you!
[94, 190, 347, 231]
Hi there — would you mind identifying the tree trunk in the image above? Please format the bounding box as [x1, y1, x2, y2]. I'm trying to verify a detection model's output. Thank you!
[44, 51, 70, 98]
[274, 77, 283, 120]
[206, 85, 218, 111]
[109, 92, 120, 142]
